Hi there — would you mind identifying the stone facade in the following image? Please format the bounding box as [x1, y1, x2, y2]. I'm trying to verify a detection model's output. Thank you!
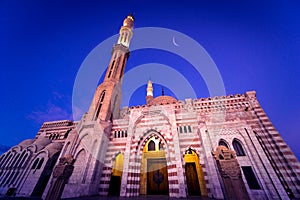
[0, 15, 300, 199]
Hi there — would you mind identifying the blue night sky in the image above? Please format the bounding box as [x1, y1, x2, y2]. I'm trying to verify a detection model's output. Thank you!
[0, 1, 299, 159]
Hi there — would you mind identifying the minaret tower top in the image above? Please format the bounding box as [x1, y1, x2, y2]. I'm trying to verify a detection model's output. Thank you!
[123, 14, 134, 28]
[146, 80, 154, 105]
[147, 80, 153, 96]
[117, 14, 134, 47]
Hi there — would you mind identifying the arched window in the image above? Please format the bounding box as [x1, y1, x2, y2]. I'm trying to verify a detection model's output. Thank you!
[31, 158, 39, 169]
[108, 60, 115, 78]
[186, 148, 193, 154]
[184, 126, 187, 133]
[11, 154, 20, 168]
[15, 151, 26, 167]
[36, 158, 44, 169]
[0, 153, 9, 168]
[10, 171, 19, 185]
[3, 152, 13, 167]
[233, 140, 246, 156]
[95, 91, 106, 120]
[219, 140, 229, 149]
[148, 141, 155, 151]
[19, 153, 29, 168]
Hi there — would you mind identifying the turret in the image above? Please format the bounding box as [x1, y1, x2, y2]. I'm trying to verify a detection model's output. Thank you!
[117, 14, 134, 47]
[146, 80, 154, 105]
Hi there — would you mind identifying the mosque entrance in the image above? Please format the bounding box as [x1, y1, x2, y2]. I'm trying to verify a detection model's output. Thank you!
[108, 153, 124, 196]
[140, 137, 169, 195]
[184, 148, 208, 197]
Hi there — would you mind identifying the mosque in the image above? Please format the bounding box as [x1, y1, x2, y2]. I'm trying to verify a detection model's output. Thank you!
[0, 15, 299, 199]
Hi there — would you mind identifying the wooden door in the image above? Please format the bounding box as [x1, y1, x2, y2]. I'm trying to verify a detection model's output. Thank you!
[147, 159, 169, 195]
[185, 162, 201, 196]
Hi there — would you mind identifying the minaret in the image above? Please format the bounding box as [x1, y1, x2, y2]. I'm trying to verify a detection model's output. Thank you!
[146, 80, 154, 105]
[87, 15, 134, 121]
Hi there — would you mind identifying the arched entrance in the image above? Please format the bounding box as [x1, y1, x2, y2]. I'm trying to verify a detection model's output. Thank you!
[32, 152, 60, 197]
[184, 148, 207, 196]
[108, 153, 124, 196]
[140, 137, 169, 195]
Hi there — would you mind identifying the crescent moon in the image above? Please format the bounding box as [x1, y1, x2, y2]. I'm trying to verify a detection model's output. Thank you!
[172, 37, 180, 47]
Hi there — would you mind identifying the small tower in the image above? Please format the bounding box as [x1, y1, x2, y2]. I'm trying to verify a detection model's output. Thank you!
[87, 14, 134, 121]
[146, 80, 154, 105]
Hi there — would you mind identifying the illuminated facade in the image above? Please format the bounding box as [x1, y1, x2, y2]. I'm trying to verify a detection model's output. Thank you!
[0, 15, 300, 199]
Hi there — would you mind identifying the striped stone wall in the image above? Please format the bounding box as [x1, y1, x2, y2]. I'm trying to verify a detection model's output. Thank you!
[246, 91, 300, 198]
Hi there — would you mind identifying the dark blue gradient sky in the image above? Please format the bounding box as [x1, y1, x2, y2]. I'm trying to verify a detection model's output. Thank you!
[0, 1, 299, 159]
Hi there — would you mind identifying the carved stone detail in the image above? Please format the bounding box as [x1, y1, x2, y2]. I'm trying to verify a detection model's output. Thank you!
[212, 146, 250, 200]
[45, 154, 75, 200]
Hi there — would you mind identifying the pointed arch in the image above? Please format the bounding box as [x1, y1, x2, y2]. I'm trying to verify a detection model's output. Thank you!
[31, 150, 49, 162]
[148, 140, 155, 151]
[218, 139, 229, 149]
[137, 130, 170, 195]
[26, 144, 38, 153]
[136, 129, 169, 155]
[232, 139, 246, 156]
[61, 142, 70, 157]
[184, 147, 207, 196]
[69, 149, 86, 184]
[76, 133, 91, 153]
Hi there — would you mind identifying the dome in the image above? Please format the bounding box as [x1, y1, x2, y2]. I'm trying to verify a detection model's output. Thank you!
[33, 136, 51, 147]
[151, 96, 177, 105]
[123, 14, 134, 28]
[45, 142, 63, 151]
[19, 139, 34, 147]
